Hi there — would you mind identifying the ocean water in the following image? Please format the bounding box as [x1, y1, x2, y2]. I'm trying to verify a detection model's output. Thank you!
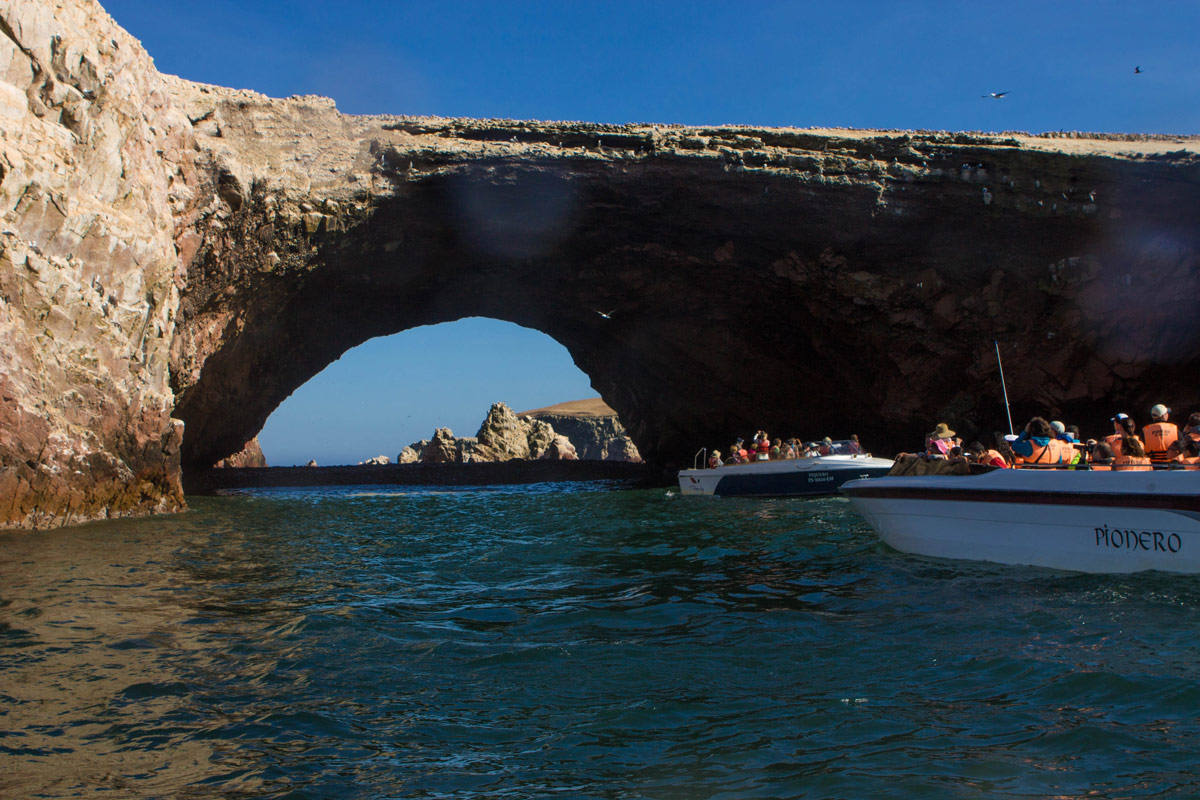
[3, 482, 1200, 799]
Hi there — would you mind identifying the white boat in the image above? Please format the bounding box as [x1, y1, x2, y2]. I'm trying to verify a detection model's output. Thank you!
[678, 442, 894, 497]
[841, 468, 1200, 573]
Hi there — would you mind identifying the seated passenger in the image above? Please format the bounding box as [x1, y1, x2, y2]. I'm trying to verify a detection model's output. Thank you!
[1090, 441, 1115, 470]
[1143, 404, 1179, 463]
[1113, 435, 1152, 471]
[993, 432, 1016, 466]
[1106, 414, 1143, 456]
[708, 450, 722, 469]
[848, 434, 864, 455]
[1011, 416, 1067, 468]
[1169, 413, 1200, 461]
[925, 423, 960, 459]
[1174, 436, 1200, 469]
[1051, 420, 1081, 466]
[968, 441, 1009, 468]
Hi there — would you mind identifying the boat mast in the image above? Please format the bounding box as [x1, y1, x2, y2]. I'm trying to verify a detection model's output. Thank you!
[995, 340, 1014, 436]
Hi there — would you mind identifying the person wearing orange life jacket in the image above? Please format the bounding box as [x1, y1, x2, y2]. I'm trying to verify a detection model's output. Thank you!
[1142, 404, 1179, 463]
[1167, 412, 1200, 462]
[967, 441, 1008, 468]
[1112, 434, 1152, 471]
[1051, 420, 1082, 466]
[1106, 414, 1143, 457]
[1011, 416, 1068, 468]
[1090, 441, 1115, 471]
[1172, 436, 1200, 469]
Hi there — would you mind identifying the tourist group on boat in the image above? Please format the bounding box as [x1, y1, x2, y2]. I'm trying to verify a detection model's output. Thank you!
[706, 431, 865, 468]
[910, 403, 1200, 471]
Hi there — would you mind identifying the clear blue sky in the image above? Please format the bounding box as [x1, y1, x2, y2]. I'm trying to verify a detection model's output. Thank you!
[104, 0, 1199, 465]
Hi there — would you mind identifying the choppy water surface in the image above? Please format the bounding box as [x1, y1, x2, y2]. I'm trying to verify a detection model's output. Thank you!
[4, 483, 1200, 798]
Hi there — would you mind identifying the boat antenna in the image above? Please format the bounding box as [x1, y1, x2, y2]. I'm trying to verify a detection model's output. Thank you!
[995, 340, 1014, 435]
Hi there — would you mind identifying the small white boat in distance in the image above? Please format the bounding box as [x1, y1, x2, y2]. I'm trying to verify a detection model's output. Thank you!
[679, 442, 893, 497]
[841, 469, 1200, 574]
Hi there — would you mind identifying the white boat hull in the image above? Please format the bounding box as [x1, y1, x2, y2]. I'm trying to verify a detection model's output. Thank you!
[678, 454, 894, 498]
[842, 470, 1200, 573]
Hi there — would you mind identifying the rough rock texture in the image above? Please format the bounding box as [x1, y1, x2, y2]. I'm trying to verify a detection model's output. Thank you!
[0, 0, 196, 528]
[3, 0, 1200, 528]
[401, 403, 584, 463]
[214, 436, 265, 468]
[471, 402, 549, 462]
[160, 77, 1200, 474]
[420, 428, 458, 465]
[519, 398, 641, 461]
[541, 434, 578, 461]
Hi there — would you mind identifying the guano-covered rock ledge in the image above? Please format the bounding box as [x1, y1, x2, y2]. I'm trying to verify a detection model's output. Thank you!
[2, 0, 1199, 529]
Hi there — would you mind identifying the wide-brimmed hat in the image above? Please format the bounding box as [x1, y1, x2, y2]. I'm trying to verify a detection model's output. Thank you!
[1151, 404, 1169, 418]
[929, 422, 956, 439]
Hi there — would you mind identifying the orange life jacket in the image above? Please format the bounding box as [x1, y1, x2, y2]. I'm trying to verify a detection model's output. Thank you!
[1015, 438, 1066, 469]
[1105, 433, 1123, 455]
[1112, 454, 1152, 471]
[1090, 463, 1112, 471]
[983, 449, 1008, 468]
[1143, 422, 1179, 461]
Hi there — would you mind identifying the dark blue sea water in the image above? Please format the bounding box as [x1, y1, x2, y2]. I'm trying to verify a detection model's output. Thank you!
[4, 482, 1200, 799]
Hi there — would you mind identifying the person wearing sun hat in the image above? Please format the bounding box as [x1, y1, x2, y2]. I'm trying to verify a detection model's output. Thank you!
[1143, 404, 1179, 463]
[924, 422, 960, 459]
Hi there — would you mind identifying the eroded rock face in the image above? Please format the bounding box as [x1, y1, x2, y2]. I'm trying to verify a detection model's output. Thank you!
[519, 399, 641, 462]
[420, 428, 458, 465]
[0, 0, 197, 528]
[214, 436, 266, 468]
[161, 78, 1200, 473]
[3, 0, 1200, 529]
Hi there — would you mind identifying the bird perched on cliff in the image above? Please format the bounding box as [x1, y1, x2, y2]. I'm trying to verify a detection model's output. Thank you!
[982, 91, 1009, 99]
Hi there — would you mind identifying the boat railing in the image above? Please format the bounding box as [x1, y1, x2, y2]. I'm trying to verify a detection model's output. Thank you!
[1012, 462, 1194, 471]
[693, 447, 707, 470]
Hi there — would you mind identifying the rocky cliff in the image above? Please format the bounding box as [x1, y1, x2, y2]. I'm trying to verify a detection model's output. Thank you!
[2, 0, 1199, 529]
[0, 0, 198, 527]
[518, 398, 641, 461]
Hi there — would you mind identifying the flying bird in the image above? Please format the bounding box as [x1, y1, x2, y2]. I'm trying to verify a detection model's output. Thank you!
[1134, 66, 1142, 74]
[593, 309, 616, 320]
[982, 91, 1009, 99]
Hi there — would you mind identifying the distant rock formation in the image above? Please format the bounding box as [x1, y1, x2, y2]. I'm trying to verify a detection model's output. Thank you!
[399, 402, 595, 463]
[421, 428, 459, 464]
[214, 437, 267, 468]
[519, 398, 641, 462]
[359, 455, 390, 466]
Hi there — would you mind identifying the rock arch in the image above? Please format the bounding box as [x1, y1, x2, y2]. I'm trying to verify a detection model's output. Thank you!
[3, 0, 1199, 528]
[168, 78, 1200, 472]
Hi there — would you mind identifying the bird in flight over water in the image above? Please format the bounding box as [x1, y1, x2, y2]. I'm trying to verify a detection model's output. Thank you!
[982, 91, 1009, 99]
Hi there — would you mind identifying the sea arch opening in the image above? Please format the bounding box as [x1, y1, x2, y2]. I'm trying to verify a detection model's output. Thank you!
[254, 318, 601, 467]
